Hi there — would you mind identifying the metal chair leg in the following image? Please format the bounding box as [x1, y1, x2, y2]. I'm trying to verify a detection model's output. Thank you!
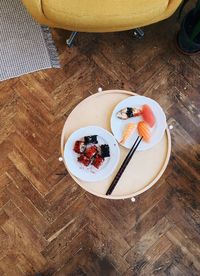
[66, 31, 78, 47]
[66, 29, 143, 47]
[133, 28, 144, 39]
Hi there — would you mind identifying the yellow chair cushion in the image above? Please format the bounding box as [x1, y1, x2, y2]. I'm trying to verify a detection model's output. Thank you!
[41, 0, 169, 32]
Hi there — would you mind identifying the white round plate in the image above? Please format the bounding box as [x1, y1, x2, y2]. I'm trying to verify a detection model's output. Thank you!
[111, 96, 166, 151]
[64, 126, 120, 182]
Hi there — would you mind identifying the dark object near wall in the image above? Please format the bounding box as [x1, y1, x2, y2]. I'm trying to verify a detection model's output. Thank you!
[177, 0, 200, 54]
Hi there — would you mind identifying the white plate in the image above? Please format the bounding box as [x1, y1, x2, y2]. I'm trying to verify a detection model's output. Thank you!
[64, 126, 120, 182]
[111, 96, 166, 151]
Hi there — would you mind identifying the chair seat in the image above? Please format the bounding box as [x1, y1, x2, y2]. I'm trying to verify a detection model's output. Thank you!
[42, 0, 169, 32]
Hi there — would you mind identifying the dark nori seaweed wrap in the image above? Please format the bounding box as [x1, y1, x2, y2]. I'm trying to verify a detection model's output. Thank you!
[100, 144, 110, 158]
[84, 135, 98, 145]
[126, 107, 133, 118]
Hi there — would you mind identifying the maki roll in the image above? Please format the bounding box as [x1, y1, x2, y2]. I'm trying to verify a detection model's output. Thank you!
[84, 135, 98, 145]
[78, 154, 91, 166]
[85, 145, 98, 159]
[74, 141, 86, 154]
[92, 155, 104, 169]
[100, 144, 110, 158]
[75, 135, 110, 170]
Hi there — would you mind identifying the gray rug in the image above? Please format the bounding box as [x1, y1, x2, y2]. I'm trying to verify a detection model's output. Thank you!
[0, 0, 60, 81]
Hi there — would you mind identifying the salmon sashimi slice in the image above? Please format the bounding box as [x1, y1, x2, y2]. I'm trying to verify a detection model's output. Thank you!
[137, 121, 151, 142]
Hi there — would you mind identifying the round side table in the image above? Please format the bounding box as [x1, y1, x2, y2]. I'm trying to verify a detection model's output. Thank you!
[60, 90, 171, 200]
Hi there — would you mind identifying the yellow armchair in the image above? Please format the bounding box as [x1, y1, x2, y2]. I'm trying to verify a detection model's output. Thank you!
[22, 0, 182, 33]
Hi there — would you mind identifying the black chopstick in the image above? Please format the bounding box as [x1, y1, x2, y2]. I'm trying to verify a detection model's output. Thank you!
[106, 136, 143, 196]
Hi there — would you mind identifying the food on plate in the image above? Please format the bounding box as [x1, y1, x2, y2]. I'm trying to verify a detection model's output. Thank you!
[78, 154, 91, 166]
[92, 155, 104, 169]
[116, 103, 156, 144]
[120, 123, 137, 144]
[117, 107, 142, 120]
[73, 141, 86, 154]
[85, 145, 98, 159]
[73, 136, 110, 169]
[141, 104, 155, 127]
[137, 121, 151, 142]
[84, 135, 98, 145]
[100, 144, 110, 158]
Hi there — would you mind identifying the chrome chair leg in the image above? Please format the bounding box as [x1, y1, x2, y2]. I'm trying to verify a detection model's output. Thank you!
[66, 29, 143, 47]
[66, 31, 78, 47]
[133, 28, 144, 39]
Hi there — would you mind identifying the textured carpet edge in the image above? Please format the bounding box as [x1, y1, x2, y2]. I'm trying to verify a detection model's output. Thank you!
[0, 24, 60, 82]
[0, 25, 61, 82]
[41, 26, 61, 69]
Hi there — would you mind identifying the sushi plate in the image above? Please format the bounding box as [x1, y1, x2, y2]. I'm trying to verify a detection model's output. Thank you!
[111, 96, 166, 151]
[64, 126, 120, 182]
[61, 89, 171, 200]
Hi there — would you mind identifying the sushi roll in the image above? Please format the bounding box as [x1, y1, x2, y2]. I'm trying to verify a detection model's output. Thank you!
[84, 135, 98, 145]
[78, 154, 91, 167]
[73, 141, 86, 154]
[92, 155, 104, 169]
[100, 144, 110, 158]
[117, 107, 141, 120]
[85, 145, 98, 159]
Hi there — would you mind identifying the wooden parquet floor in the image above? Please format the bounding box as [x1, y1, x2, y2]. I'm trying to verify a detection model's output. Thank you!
[0, 12, 200, 276]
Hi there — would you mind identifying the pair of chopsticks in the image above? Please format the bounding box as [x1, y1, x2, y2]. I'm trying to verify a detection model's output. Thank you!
[106, 136, 143, 196]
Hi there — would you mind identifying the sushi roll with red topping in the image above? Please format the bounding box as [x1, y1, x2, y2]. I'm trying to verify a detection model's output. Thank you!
[78, 154, 91, 167]
[92, 155, 104, 169]
[100, 144, 110, 158]
[85, 145, 98, 159]
[74, 135, 109, 169]
[73, 141, 86, 154]
[84, 135, 98, 145]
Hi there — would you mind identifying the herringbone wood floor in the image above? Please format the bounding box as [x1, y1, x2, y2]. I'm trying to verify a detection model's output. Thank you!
[0, 11, 200, 276]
